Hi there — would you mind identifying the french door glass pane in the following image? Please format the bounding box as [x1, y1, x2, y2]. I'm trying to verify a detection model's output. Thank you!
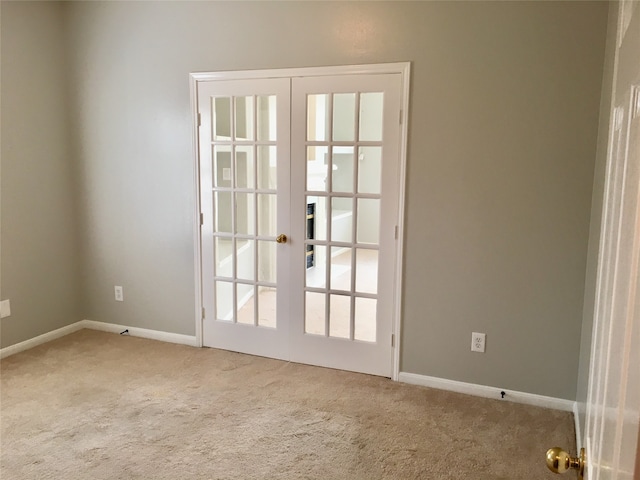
[330, 247, 352, 291]
[235, 146, 254, 189]
[257, 286, 277, 328]
[234, 96, 254, 141]
[257, 95, 276, 141]
[213, 145, 232, 188]
[307, 196, 327, 241]
[332, 147, 355, 193]
[307, 94, 329, 141]
[355, 249, 378, 294]
[235, 193, 255, 235]
[307, 146, 329, 192]
[305, 292, 326, 335]
[331, 197, 353, 243]
[257, 146, 277, 189]
[359, 92, 384, 141]
[357, 147, 382, 194]
[306, 245, 326, 288]
[215, 281, 233, 321]
[332, 93, 356, 141]
[329, 294, 350, 339]
[356, 198, 379, 244]
[257, 194, 277, 237]
[236, 239, 255, 281]
[213, 97, 231, 140]
[354, 297, 377, 342]
[236, 283, 255, 324]
[257, 240, 277, 283]
[214, 192, 233, 234]
[214, 237, 233, 278]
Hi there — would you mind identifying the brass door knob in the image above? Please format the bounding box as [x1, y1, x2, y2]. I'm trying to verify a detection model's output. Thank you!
[276, 234, 287, 244]
[546, 447, 585, 479]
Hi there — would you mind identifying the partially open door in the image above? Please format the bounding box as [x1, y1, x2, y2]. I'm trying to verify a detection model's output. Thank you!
[545, 2, 640, 479]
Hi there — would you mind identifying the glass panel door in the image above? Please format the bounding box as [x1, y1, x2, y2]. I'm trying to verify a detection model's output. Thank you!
[199, 78, 291, 360]
[291, 73, 403, 377]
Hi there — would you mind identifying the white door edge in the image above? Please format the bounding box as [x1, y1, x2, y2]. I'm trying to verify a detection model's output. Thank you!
[190, 63, 411, 379]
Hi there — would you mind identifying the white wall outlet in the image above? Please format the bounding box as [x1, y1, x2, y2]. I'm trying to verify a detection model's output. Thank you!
[0, 300, 11, 319]
[471, 332, 486, 352]
[114, 286, 124, 302]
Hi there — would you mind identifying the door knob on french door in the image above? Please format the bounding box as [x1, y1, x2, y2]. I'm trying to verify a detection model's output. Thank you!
[546, 447, 585, 479]
[276, 234, 287, 244]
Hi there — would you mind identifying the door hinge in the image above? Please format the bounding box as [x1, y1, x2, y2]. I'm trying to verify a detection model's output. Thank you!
[399, 110, 403, 125]
[391, 334, 395, 347]
[633, 86, 640, 119]
[394, 225, 399, 239]
[202, 307, 205, 319]
[200, 212, 204, 225]
[198, 113, 202, 127]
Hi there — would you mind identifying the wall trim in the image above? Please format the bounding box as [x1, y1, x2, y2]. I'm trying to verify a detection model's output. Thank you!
[190, 71, 204, 349]
[81, 320, 198, 347]
[398, 372, 575, 412]
[0, 320, 198, 359]
[392, 62, 411, 382]
[0, 322, 85, 359]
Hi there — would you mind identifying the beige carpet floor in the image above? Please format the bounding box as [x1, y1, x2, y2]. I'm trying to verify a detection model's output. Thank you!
[1, 329, 575, 479]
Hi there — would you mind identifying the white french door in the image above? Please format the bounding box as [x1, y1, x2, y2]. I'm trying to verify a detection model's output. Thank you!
[290, 74, 402, 377]
[195, 65, 407, 377]
[198, 78, 291, 360]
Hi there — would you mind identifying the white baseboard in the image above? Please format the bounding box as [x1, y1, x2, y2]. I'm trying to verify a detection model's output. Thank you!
[398, 372, 575, 412]
[79, 320, 198, 347]
[1, 320, 198, 359]
[0, 322, 85, 359]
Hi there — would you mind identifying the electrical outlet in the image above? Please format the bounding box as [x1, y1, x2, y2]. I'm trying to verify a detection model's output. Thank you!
[471, 332, 486, 353]
[0, 300, 11, 319]
[114, 286, 124, 302]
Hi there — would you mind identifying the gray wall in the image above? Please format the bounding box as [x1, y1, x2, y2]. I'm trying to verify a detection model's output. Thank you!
[397, 2, 607, 400]
[0, 1, 81, 348]
[3, 1, 609, 400]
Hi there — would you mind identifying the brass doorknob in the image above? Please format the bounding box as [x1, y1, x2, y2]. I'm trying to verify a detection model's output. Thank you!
[276, 234, 287, 244]
[546, 447, 585, 479]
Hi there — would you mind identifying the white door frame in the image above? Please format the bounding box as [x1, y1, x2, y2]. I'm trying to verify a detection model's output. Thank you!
[190, 63, 411, 380]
